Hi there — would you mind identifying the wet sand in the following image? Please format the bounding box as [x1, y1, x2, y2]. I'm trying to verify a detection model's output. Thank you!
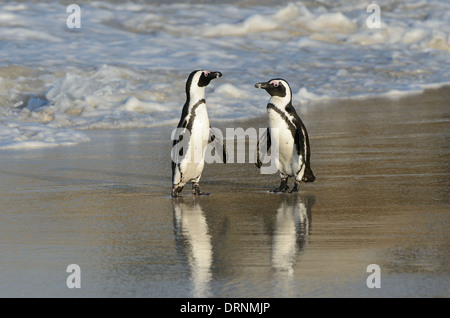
[0, 87, 449, 298]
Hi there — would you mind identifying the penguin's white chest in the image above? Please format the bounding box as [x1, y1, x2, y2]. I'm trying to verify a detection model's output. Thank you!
[190, 105, 210, 152]
[268, 108, 296, 173]
[181, 105, 210, 179]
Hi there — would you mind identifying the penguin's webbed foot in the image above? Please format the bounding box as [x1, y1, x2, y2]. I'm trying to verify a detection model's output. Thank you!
[171, 186, 184, 198]
[289, 181, 300, 193]
[270, 178, 289, 193]
[192, 183, 210, 196]
[271, 186, 289, 193]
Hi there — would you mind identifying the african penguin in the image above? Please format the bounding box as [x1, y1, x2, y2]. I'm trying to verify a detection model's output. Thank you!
[255, 78, 315, 193]
[171, 70, 225, 197]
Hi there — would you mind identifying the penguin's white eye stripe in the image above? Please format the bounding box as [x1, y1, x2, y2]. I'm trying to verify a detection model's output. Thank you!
[269, 80, 279, 87]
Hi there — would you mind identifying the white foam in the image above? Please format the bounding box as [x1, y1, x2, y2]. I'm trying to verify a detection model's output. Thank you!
[0, 0, 449, 149]
[214, 84, 249, 99]
[307, 12, 357, 34]
[379, 89, 425, 99]
[203, 13, 279, 37]
[0, 121, 90, 150]
[295, 87, 325, 104]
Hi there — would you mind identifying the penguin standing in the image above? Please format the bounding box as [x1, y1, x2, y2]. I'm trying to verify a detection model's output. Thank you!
[171, 70, 225, 197]
[254, 78, 315, 193]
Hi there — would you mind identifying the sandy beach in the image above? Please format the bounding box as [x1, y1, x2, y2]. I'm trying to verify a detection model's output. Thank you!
[0, 86, 448, 298]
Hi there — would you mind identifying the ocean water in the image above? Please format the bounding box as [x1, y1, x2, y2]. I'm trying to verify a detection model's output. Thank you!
[0, 0, 449, 149]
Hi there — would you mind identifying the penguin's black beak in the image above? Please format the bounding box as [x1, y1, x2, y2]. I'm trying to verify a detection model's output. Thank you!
[210, 71, 222, 79]
[254, 82, 269, 89]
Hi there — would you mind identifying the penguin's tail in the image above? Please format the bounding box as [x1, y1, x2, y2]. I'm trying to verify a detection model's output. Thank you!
[302, 166, 315, 183]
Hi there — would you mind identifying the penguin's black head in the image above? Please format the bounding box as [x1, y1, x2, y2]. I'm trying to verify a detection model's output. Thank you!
[198, 70, 222, 87]
[254, 79, 291, 98]
[186, 70, 222, 94]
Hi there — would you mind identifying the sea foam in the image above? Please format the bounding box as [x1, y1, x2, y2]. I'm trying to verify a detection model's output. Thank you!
[0, 0, 449, 149]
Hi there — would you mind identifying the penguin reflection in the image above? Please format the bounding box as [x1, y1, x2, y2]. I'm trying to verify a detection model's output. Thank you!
[271, 195, 314, 276]
[173, 199, 212, 298]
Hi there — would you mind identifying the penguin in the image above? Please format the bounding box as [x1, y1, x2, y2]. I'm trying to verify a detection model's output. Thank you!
[171, 70, 225, 197]
[254, 78, 315, 193]
[173, 199, 212, 297]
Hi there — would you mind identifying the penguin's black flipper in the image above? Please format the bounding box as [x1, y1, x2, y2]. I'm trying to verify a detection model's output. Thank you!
[291, 114, 315, 183]
[255, 127, 271, 168]
[209, 127, 227, 164]
[266, 128, 271, 152]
